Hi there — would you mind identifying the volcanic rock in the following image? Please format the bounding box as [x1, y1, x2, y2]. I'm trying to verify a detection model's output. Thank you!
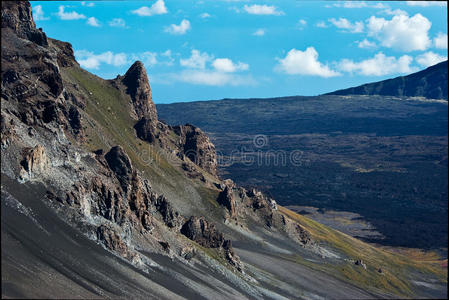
[180, 216, 226, 248]
[217, 180, 236, 217]
[174, 124, 217, 176]
[104, 146, 134, 192]
[121, 61, 158, 122]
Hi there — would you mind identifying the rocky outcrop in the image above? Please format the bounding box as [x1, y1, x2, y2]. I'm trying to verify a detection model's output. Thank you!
[104, 146, 134, 192]
[181, 216, 226, 248]
[154, 195, 184, 228]
[119, 61, 158, 122]
[1, 1, 48, 46]
[1, 0, 84, 140]
[1, 112, 15, 147]
[174, 124, 218, 176]
[180, 216, 242, 270]
[217, 180, 236, 218]
[19, 144, 49, 179]
[48, 38, 78, 67]
[134, 117, 158, 144]
[96, 225, 135, 260]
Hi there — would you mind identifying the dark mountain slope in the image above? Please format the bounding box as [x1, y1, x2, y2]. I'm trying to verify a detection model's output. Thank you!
[1, 1, 447, 299]
[327, 60, 448, 100]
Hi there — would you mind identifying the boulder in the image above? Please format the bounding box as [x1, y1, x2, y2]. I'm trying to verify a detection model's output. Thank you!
[180, 216, 225, 248]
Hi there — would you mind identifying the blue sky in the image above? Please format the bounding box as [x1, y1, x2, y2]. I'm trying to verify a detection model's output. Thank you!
[32, 1, 447, 103]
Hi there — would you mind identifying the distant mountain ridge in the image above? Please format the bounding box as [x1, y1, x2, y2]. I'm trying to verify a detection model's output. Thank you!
[326, 60, 448, 100]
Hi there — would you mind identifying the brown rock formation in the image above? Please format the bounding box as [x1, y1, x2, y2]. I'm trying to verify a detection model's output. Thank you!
[1, 1, 48, 46]
[96, 225, 135, 259]
[174, 124, 218, 176]
[104, 146, 134, 192]
[217, 180, 236, 217]
[180, 216, 226, 248]
[120, 61, 158, 122]
[20, 144, 49, 177]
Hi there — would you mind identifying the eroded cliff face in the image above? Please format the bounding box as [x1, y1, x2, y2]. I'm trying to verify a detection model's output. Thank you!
[1, 1, 320, 297]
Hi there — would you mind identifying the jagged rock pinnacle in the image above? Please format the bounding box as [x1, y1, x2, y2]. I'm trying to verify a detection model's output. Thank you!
[122, 61, 158, 122]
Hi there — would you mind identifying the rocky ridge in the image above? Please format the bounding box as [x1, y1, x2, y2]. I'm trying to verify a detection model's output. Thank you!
[1, 0, 310, 278]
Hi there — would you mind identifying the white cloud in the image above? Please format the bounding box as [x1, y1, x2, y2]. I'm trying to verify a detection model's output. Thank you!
[434, 33, 448, 49]
[297, 19, 307, 30]
[200, 12, 211, 18]
[173, 70, 256, 86]
[329, 18, 364, 33]
[81, 2, 95, 7]
[86, 17, 100, 27]
[358, 39, 377, 49]
[75, 50, 169, 70]
[331, 2, 387, 9]
[75, 50, 128, 69]
[160, 50, 175, 66]
[57, 6, 86, 20]
[212, 58, 249, 72]
[253, 28, 265, 36]
[315, 21, 327, 28]
[165, 19, 191, 35]
[109, 18, 127, 28]
[180, 49, 213, 69]
[366, 14, 432, 51]
[338, 52, 415, 76]
[381, 8, 409, 16]
[406, 1, 447, 7]
[416, 51, 447, 67]
[130, 52, 158, 67]
[243, 4, 284, 16]
[132, 0, 168, 16]
[275, 47, 340, 77]
[33, 5, 49, 21]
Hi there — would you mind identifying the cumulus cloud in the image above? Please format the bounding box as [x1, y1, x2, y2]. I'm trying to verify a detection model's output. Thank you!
[172, 70, 256, 86]
[165, 19, 191, 35]
[416, 51, 447, 67]
[75, 50, 167, 70]
[275, 47, 340, 77]
[180, 50, 213, 69]
[75, 50, 128, 69]
[253, 28, 265, 36]
[212, 58, 248, 72]
[434, 33, 448, 49]
[109, 18, 127, 28]
[243, 4, 284, 16]
[86, 17, 100, 27]
[406, 1, 447, 7]
[57, 6, 86, 20]
[366, 14, 432, 51]
[33, 5, 49, 21]
[328, 18, 364, 33]
[132, 0, 167, 16]
[338, 52, 415, 76]
[358, 39, 377, 49]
